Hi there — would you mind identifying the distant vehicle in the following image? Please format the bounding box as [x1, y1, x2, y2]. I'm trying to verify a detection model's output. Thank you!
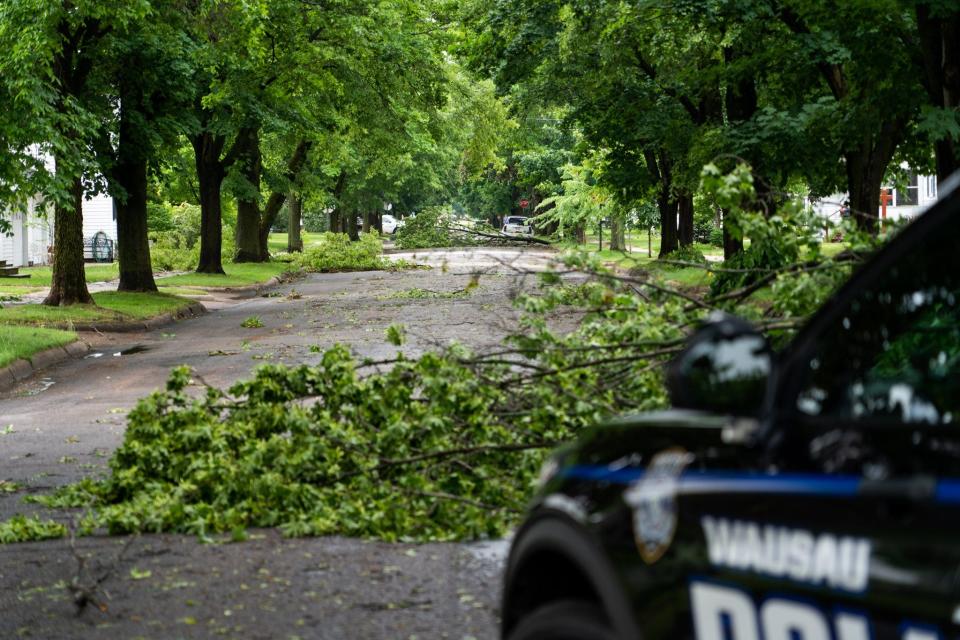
[502, 216, 532, 236]
[382, 214, 404, 235]
[501, 179, 960, 639]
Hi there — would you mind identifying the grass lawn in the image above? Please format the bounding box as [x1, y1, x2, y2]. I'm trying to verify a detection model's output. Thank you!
[0, 292, 194, 327]
[157, 285, 213, 297]
[19, 263, 120, 286]
[157, 262, 293, 288]
[0, 326, 78, 368]
[267, 231, 327, 254]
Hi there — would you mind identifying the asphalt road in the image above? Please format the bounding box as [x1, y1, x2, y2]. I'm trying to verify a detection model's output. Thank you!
[0, 247, 558, 640]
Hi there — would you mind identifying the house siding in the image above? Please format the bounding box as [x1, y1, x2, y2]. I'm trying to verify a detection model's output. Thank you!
[82, 194, 117, 242]
[1, 194, 115, 267]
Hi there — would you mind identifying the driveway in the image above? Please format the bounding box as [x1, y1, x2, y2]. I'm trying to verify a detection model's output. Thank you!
[0, 246, 558, 639]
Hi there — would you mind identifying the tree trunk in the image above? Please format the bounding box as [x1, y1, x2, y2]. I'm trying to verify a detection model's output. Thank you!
[658, 196, 679, 258]
[374, 211, 383, 234]
[647, 227, 652, 258]
[114, 155, 157, 292]
[845, 147, 887, 235]
[287, 194, 303, 253]
[677, 194, 694, 247]
[329, 209, 341, 233]
[917, 5, 960, 182]
[256, 139, 311, 259]
[234, 128, 265, 263]
[573, 222, 586, 244]
[112, 78, 157, 292]
[44, 174, 93, 306]
[722, 219, 743, 261]
[44, 20, 101, 306]
[192, 132, 227, 274]
[609, 210, 626, 251]
[362, 211, 372, 234]
[346, 211, 360, 241]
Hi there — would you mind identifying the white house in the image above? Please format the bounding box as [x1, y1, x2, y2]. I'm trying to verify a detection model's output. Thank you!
[809, 172, 939, 227]
[0, 193, 117, 267]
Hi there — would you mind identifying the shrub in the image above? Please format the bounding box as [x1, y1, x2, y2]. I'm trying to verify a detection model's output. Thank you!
[708, 225, 724, 248]
[660, 245, 708, 265]
[394, 207, 456, 250]
[292, 233, 388, 272]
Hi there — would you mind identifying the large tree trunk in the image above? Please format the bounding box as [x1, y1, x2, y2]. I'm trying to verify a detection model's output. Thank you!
[609, 210, 626, 251]
[114, 155, 157, 292]
[844, 124, 903, 235]
[329, 209, 341, 233]
[845, 151, 885, 235]
[346, 211, 360, 241]
[362, 211, 372, 234]
[192, 132, 227, 274]
[722, 217, 743, 261]
[374, 211, 383, 234]
[234, 128, 265, 263]
[917, 5, 960, 182]
[658, 196, 679, 258]
[44, 19, 102, 306]
[255, 139, 311, 259]
[572, 222, 586, 244]
[287, 194, 303, 252]
[111, 63, 158, 292]
[677, 194, 694, 247]
[44, 174, 93, 306]
[643, 150, 679, 257]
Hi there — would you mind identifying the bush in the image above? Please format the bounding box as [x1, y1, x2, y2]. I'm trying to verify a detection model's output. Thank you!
[708, 225, 724, 248]
[394, 207, 456, 250]
[150, 229, 236, 272]
[148, 202, 236, 271]
[660, 245, 707, 265]
[292, 233, 388, 272]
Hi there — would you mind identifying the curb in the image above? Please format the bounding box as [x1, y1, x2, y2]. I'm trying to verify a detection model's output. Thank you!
[160, 274, 297, 298]
[1, 302, 207, 334]
[0, 340, 91, 392]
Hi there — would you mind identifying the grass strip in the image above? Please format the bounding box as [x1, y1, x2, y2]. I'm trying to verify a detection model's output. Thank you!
[158, 262, 292, 288]
[0, 326, 77, 368]
[0, 292, 194, 327]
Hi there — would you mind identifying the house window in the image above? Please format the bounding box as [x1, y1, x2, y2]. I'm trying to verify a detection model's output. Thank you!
[926, 175, 938, 200]
[896, 173, 919, 206]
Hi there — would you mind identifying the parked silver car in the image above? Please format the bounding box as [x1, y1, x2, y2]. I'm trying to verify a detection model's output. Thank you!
[502, 216, 532, 236]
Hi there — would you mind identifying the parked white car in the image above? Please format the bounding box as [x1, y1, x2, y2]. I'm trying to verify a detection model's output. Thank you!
[501, 215, 532, 236]
[382, 214, 404, 235]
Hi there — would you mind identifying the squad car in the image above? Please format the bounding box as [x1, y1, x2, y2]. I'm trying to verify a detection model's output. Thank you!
[501, 176, 960, 640]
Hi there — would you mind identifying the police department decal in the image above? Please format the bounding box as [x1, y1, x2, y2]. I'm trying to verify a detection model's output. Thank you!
[623, 448, 693, 563]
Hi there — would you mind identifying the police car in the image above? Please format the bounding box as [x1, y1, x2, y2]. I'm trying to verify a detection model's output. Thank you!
[501, 177, 960, 640]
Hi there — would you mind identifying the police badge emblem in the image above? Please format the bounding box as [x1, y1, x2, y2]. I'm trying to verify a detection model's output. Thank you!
[623, 448, 693, 564]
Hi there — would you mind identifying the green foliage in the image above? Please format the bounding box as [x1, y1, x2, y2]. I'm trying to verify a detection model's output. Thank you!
[385, 324, 406, 347]
[0, 515, 66, 544]
[661, 246, 707, 266]
[241, 316, 264, 329]
[150, 204, 237, 271]
[15, 264, 695, 543]
[535, 158, 609, 240]
[386, 288, 473, 300]
[394, 208, 458, 250]
[292, 233, 390, 272]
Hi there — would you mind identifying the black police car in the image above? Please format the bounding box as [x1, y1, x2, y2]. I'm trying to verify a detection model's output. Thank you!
[501, 177, 960, 640]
